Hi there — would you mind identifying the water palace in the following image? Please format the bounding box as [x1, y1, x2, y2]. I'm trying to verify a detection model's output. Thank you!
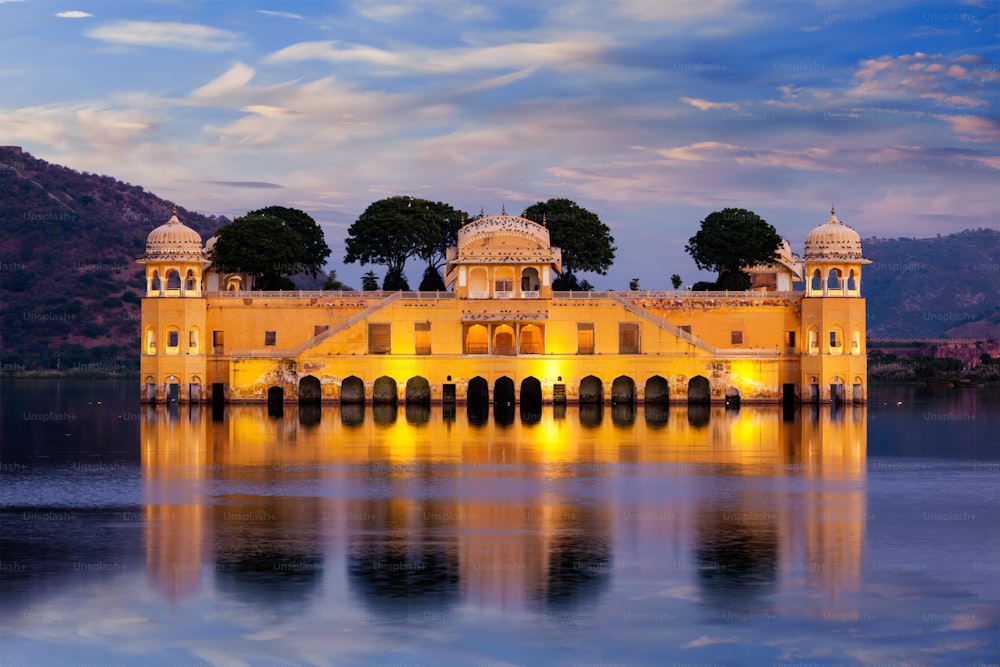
[138, 208, 870, 406]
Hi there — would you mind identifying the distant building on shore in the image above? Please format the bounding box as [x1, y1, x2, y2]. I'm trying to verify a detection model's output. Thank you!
[138, 207, 870, 405]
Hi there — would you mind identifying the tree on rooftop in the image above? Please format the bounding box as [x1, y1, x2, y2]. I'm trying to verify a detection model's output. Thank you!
[344, 196, 467, 286]
[209, 207, 330, 290]
[684, 208, 782, 291]
[523, 198, 615, 291]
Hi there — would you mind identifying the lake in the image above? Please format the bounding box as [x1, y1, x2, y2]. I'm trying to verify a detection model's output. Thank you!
[1, 379, 998, 666]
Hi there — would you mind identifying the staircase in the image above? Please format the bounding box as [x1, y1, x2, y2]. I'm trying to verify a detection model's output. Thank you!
[607, 293, 717, 355]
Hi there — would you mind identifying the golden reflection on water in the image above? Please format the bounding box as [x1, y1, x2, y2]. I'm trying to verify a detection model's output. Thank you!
[141, 403, 866, 618]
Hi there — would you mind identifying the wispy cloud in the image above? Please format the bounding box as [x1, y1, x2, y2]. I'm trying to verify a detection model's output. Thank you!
[86, 21, 239, 52]
[256, 9, 303, 19]
[54, 10, 93, 18]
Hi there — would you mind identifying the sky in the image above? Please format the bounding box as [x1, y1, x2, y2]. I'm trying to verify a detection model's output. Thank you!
[1, 0, 997, 289]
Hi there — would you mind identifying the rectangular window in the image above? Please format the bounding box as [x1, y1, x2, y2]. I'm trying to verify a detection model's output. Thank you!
[786, 331, 796, 347]
[619, 322, 640, 354]
[731, 331, 743, 345]
[314, 325, 329, 337]
[368, 323, 391, 354]
[577, 322, 595, 354]
[415, 322, 431, 355]
[264, 331, 276, 346]
[830, 330, 838, 348]
[168, 331, 179, 348]
[213, 330, 224, 353]
[189, 331, 197, 348]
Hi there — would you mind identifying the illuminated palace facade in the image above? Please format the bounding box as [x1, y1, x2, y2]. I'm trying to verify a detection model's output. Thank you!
[138, 208, 870, 405]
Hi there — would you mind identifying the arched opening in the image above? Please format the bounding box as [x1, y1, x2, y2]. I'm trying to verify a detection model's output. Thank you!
[226, 275, 243, 292]
[520, 377, 542, 422]
[725, 386, 741, 408]
[467, 376, 489, 404]
[611, 376, 635, 405]
[520, 267, 540, 295]
[852, 376, 864, 403]
[644, 375, 669, 404]
[143, 375, 156, 402]
[807, 326, 819, 354]
[827, 268, 842, 292]
[188, 326, 200, 354]
[494, 376, 514, 407]
[852, 327, 862, 354]
[579, 375, 603, 404]
[405, 376, 431, 405]
[189, 375, 202, 402]
[687, 376, 710, 404]
[298, 375, 321, 404]
[847, 269, 857, 293]
[469, 268, 488, 298]
[372, 376, 397, 404]
[150, 270, 161, 295]
[519, 324, 543, 354]
[185, 269, 197, 294]
[829, 326, 844, 355]
[340, 376, 365, 403]
[165, 269, 181, 291]
[810, 269, 822, 294]
[494, 267, 514, 298]
[144, 326, 156, 355]
[467, 376, 489, 424]
[267, 386, 284, 417]
[464, 324, 488, 354]
[493, 324, 515, 356]
[165, 326, 180, 355]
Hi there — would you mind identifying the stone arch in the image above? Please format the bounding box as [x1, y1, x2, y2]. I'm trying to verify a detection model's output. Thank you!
[827, 267, 842, 291]
[579, 375, 603, 404]
[469, 268, 488, 297]
[299, 375, 321, 404]
[494, 376, 515, 406]
[810, 269, 822, 293]
[185, 269, 197, 293]
[340, 376, 365, 403]
[852, 376, 864, 403]
[644, 375, 669, 404]
[465, 324, 488, 354]
[725, 386, 741, 406]
[611, 375, 635, 405]
[372, 376, 397, 404]
[405, 376, 431, 404]
[687, 375, 710, 404]
[519, 323, 543, 354]
[267, 386, 284, 403]
[847, 268, 858, 293]
[467, 376, 489, 404]
[521, 375, 542, 410]
[165, 268, 181, 291]
[150, 269, 161, 294]
[493, 324, 515, 356]
[226, 275, 243, 292]
[144, 326, 156, 354]
[520, 267, 540, 293]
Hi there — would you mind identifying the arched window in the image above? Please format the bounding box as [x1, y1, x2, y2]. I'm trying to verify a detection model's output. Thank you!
[520, 267, 540, 295]
[150, 270, 161, 295]
[469, 268, 488, 298]
[810, 269, 822, 293]
[165, 269, 181, 291]
[144, 326, 156, 354]
[165, 326, 180, 354]
[807, 326, 819, 354]
[827, 268, 842, 290]
[847, 269, 857, 293]
[188, 326, 200, 354]
[829, 326, 844, 354]
[494, 267, 514, 297]
[185, 269, 197, 293]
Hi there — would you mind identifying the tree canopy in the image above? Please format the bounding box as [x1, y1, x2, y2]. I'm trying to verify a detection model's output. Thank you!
[684, 208, 782, 291]
[523, 198, 615, 290]
[344, 196, 467, 282]
[210, 207, 330, 290]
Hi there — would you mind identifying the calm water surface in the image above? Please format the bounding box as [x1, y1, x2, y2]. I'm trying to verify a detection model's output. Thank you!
[1, 379, 998, 666]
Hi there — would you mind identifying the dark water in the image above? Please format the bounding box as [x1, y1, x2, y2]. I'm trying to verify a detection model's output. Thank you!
[1, 379, 998, 666]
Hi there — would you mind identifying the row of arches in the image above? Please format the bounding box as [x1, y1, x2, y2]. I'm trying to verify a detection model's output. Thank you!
[146, 267, 202, 297]
[805, 266, 862, 297]
[280, 374, 721, 405]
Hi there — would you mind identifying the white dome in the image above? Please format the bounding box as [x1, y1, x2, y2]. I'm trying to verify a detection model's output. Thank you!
[145, 213, 203, 260]
[804, 208, 864, 261]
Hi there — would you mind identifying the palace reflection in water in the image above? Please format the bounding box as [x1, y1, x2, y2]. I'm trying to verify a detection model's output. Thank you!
[140, 402, 867, 622]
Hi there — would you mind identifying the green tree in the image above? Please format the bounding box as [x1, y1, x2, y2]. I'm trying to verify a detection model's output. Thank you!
[523, 198, 615, 290]
[684, 208, 782, 291]
[419, 265, 446, 291]
[671, 274, 683, 289]
[322, 269, 350, 291]
[382, 267, 410, 291]
[361, 271, 379, 291]
[629, 278, 640, 291]
[344, 196, 467, 281]
[210, 207, 331, 290]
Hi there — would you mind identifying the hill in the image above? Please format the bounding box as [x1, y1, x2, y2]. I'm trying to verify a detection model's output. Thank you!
[862, 229, 1000, 338]
[0, 147, 323, 372]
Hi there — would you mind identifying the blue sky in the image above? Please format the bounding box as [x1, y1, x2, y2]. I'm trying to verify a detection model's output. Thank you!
[1, 0, 997, 288]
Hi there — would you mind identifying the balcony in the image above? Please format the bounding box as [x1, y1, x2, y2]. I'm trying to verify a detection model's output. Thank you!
[521, 290, 539, 299]
[494, 290, 514, 299]
[469, 290, 488, 299]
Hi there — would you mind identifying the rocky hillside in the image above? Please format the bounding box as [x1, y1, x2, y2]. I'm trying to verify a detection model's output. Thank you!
[863, 229, 1000, 338]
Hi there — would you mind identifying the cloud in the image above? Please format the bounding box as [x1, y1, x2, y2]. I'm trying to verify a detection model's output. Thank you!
[191, 63, 256, 99]
[54, 10, 93, 18]
[945, 115, 1000, 142]
[256, 9, 303, 19]
[240, 105, 299, 117]
[681, 97, 740, 111]
[203, 180, 285, 189]
[682, 635, 739, 649]
[355, 1, 413, 22]
[850, 53, 999, 108]
[266, 37, 609, 75]
[85, 21, 239, 52]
